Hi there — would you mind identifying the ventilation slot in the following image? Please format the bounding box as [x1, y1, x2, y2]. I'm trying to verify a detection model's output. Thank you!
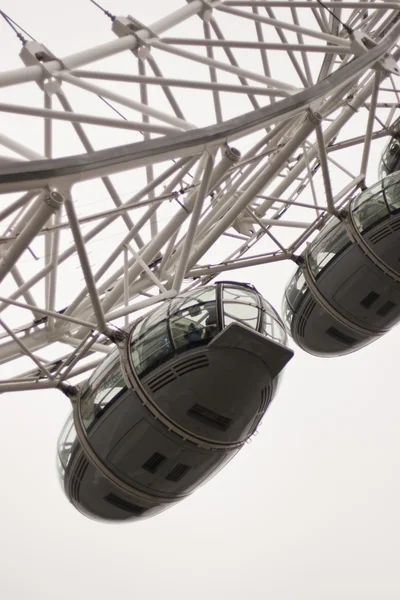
[360, 291, 380, 308]
[376, 300, 396, 317]
[146, 354, 210, 392]
[104, 493, 146, 516]
[147, 369, 177, 393]
[70, 455, 89, 503]
[187, 404, 232, 431]
[165, 463, 191, 482]
[142, 452, 166, 473]
[326, 326, 356, 346]
[173, 354, 209, 377]
[260, 386, 272, 414]
[369, 217, 400, 244]
[369, 225, 392, 245]
[249, 386, 273, 434]
[297, 297, 316, 338]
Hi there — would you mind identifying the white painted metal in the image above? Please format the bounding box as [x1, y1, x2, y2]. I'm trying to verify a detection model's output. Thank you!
[0, 0, 399, 391]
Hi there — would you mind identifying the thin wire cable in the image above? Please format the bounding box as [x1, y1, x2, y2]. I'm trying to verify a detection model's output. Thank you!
[88, 0, 115, 21]
[315, 0, 353, 36]
[0, 10, 29, 44]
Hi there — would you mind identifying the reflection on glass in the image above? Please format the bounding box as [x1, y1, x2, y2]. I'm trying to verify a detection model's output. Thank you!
[282, 293, 294, 331]
[283, 267, 312, 334]
[222, 285, 260, 330]
[350, 173, 400, 233]
[128, 283, 287, 379]
[170, 287, 216, 314]
[261, 313, 286, 344]
[307, 218, 350, 276]
[57, 413, 76, 469]
[383, 176, 400, 212]
[381, 138, 400, 178]
[80, 362, 126, 423]
[131, 321, 173, 376]
[86, 347, 119, 390]
[170, 303, 217, 349]
[285, 269, 308, 308]
[130, 290, 219, 378]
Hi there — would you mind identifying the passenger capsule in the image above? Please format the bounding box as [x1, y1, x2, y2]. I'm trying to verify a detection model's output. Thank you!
[283, 172, 400, 356]
[57, 282, 293, 522]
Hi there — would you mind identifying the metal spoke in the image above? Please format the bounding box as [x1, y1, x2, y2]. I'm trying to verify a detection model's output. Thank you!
[0, 0, 399, 387]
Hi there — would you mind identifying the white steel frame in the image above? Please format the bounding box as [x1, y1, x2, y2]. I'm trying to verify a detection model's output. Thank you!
[0, 0, 400, 391]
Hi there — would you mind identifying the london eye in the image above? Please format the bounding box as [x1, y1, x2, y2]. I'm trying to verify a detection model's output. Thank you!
[0, 0, 399, 539]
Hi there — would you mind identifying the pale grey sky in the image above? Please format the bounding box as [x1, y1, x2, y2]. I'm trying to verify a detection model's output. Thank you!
[0, 2, 399, 599]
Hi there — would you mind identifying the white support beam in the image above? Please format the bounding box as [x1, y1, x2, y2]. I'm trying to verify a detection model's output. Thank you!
[160, 37, 351, 54]
[360, 71, 381, 181]
[217, 5, 352, 45]
[0, 318, 53, 379]
[172, 151, 215, 290]
[64, 196, 109, 334]
[151, 39, 297, 92]
[57, 72, 196, 130]
[0, 101, 178, 135]
[73, 69, 289, 97]
[0, 191, 63, 284]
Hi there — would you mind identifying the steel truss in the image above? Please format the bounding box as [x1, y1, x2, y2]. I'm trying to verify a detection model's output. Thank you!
[0, 0, 400, 391]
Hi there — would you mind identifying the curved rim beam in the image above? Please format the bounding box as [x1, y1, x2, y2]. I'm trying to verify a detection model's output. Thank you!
[0, 26, 399, 194]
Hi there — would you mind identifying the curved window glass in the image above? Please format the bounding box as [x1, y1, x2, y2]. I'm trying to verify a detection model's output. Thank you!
[381, 173, 400, 213]
[380, 137, 400, 178]
[84, 347, 120, 391]
[282, 268, 309, 332]
[57, 412, 77, 472]
[222, 284, 260, 331]
[351, 172, 400, 233]
[282, 292, 294, 331]
[307, 218, 351, 277]
[260, 296, 287, 344]
[129, 283, 286, 378]
[286, 269, 307, 309]
[130, 286, 219, 378]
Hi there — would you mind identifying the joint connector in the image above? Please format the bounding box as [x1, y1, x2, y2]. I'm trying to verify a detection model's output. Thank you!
[44, 189, 64, 210]
[292, 254, 305, 267]
[308, 106, 322, 125]
[58, 381, 79, 401]
[112, 16, 155, 59]
[19, 41, 63, 92]
[224, 146, 241, 163]
[186, 0, 216, 22]
[350, 30, 400, 76]
[104, 327, 127, 344]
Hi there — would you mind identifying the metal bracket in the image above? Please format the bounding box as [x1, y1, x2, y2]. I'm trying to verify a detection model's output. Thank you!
[19, 41, 63, 93]
[350, 31, 400, 76]
[185, 0, 216, 22]
[112, 16, 156, 59]
[58, 380, 80, 401]
[307, 102, 323, 125]
[44, 189, 64, 210]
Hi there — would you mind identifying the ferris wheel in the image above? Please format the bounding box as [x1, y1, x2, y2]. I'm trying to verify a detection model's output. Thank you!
[1, 0, 400, 522]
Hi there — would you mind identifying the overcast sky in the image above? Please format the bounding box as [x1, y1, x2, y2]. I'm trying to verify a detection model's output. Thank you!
[0, 2, 399, 599]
